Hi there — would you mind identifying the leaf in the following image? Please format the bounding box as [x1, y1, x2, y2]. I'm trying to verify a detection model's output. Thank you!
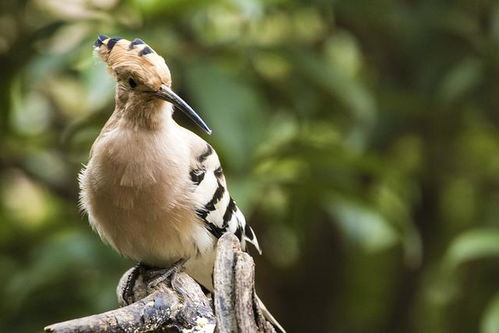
[326, 199, 399, 253]
[481, 292, 499, 333]
[438, 58, 482, 104]
[445, 229, 499, 270]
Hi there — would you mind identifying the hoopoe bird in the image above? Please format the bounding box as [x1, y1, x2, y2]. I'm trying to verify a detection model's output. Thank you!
[79, 35, 284, 332]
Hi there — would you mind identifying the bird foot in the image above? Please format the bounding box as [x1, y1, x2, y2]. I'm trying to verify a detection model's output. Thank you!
[147, 258, 187, 291]
[120, 259, 187, 305]
[121, 262, 148, 305]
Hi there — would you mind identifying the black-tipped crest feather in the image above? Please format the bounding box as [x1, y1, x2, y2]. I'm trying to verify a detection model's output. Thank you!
[107, 37, 122, 51]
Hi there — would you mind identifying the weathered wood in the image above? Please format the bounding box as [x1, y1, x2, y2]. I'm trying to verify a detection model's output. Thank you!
[234, 252, 258, 332]
[213, 234, 239, 332]
[213, 234, 278, 333]
[44, 234, 283, 333]
[44, 272, 215, 333]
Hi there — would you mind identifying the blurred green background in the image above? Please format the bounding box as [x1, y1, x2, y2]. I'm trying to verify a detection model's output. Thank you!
[1, 0, 499, 332]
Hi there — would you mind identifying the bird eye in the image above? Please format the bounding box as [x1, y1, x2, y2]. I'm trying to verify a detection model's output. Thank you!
[128, 78, 137, 88]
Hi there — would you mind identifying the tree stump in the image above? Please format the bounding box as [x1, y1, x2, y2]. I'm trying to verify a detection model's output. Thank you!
[44, 234, 278, 333]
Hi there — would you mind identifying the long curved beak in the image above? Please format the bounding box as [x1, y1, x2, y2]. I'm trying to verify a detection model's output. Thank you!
[156, 85, 212, 135]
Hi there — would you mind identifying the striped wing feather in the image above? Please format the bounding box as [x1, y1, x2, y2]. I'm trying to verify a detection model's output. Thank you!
[191, 144, 261, 254]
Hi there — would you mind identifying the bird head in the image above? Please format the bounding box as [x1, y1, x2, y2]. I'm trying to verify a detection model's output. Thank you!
[93, 34, 211, 134]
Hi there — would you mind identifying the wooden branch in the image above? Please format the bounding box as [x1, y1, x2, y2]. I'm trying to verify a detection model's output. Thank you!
[44, 272, 215, 333]
[44, 234, 280, 333]
[213, 234, 276, 333]
[234, 252, 258, 331]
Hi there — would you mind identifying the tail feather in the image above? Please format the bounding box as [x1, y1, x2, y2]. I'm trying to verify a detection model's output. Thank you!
[255, 294, 286, 333]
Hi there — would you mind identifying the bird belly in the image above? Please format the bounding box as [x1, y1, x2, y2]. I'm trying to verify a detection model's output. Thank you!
[85, 183, 211, 267]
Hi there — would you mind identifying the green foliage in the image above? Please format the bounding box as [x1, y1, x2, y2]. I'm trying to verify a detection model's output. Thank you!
[445, 230, 499, 270]
[0, 0, 499, 332]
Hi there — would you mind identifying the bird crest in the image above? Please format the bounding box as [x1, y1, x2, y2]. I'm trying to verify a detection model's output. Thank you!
[93, 34, 171, 89]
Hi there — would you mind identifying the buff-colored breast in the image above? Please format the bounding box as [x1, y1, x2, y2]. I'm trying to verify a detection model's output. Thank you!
[79, 118, 214, 267]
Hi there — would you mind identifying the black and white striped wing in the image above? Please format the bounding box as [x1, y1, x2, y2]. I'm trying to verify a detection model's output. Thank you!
[191, 144, 261, 254]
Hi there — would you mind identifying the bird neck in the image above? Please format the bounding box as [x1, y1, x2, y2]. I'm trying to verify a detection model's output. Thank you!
[115, 93, 173, 131]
